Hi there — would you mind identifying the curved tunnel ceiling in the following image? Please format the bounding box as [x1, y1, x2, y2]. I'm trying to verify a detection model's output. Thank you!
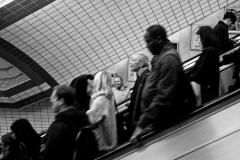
[0, 57, 30, 90]
[0, 38, 58, 108]
[0, 0, 237, 108]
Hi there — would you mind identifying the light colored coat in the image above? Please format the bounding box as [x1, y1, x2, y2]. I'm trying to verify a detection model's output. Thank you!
[87, 92, 117, 151]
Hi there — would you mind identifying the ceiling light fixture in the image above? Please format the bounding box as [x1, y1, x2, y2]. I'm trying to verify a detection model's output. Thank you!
[0, 0, 14, 8]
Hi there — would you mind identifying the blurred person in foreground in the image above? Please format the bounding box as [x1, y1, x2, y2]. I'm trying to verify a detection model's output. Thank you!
[43, 85, 96, 160]
[131, 25, 196, 140]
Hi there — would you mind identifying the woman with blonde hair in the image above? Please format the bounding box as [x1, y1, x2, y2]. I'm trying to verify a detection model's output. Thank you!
[87, 71, 117, 153]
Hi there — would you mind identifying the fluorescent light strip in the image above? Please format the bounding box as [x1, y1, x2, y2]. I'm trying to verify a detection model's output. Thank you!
[0, 0, 14, 8]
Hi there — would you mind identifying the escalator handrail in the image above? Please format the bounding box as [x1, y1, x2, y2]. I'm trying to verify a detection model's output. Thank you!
[182, 33, 240, 70]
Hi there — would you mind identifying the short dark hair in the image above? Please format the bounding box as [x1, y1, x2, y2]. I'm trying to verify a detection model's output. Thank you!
[224, 12, 237, 24]
[54, 84, 75, 106]
[144, 24, 167, 43]
[196, 26, 217, 48]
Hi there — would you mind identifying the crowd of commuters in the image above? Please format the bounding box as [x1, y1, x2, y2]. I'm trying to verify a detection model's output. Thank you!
[1, 11, 239, 160]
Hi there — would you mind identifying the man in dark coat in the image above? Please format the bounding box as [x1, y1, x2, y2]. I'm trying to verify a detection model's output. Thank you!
[43, 85, 96, 160]
[131, 25, 196, 140]
[127, 53, 150, 136]
[213, 12, 237, 53]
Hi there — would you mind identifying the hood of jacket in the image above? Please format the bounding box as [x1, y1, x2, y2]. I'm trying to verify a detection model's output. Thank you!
[91, 91, 108, 101]
[218, 20, 228, 28]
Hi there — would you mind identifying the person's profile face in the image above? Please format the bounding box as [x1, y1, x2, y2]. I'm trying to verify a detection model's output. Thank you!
[86, 79, 93, 96]
[228, 19, 234, 26]
[130, 56, 140, 72]
[50, 90, 61, 113]
[194, 34, 202, 48]
[144, 32, 152, 44]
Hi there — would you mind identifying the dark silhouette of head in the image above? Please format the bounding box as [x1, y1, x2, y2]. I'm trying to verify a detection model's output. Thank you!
[70, 74, 94, 111]
[10, 119, 39, 144]
[196, 26, 217, 49]
[144, 24, 169, 55]
[223, 12, 237, 25]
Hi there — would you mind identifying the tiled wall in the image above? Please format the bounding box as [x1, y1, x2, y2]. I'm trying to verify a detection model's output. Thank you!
[0, 0, 236, 86]
[0, 98, 54, 136]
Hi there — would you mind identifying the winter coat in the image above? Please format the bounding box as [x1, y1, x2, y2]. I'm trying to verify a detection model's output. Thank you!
[138, 44, 196, 130]
[43, 107, 90, 160]
[213, 21, 235, 53]
[87, 92, 117, 151]
[189, 47, 219, 103]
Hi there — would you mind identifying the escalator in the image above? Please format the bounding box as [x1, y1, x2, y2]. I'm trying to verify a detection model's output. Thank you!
[96, 44, 240, 160]
[38, 40, 240, 159]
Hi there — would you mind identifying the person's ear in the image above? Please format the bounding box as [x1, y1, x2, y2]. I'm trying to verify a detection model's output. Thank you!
[59, 98, 64, 106]
[139, 61, 143, 67]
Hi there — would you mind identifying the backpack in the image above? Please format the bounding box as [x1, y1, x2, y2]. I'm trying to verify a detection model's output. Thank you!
[19, 142, 32, 160]
[53, 118, 98, 160]
[72, 126, 98, 160]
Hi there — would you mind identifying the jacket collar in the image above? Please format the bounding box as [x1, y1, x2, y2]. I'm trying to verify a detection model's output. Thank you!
[91, 91, 106, 100]
[218, 21, 228, 28]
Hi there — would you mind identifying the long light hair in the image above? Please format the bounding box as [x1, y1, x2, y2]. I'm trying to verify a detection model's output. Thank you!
[93, 71, 113, 99]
